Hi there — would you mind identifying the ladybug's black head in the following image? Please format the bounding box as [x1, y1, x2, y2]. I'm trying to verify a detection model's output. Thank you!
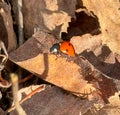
[50, 43, 60, 54]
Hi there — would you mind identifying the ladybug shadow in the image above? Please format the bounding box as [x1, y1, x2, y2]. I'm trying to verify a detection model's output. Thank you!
[80, 45, 120, 80]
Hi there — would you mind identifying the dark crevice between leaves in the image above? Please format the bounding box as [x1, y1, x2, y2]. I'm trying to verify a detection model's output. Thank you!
[61, 1, 101, 41]
[67, 11, 101, 38]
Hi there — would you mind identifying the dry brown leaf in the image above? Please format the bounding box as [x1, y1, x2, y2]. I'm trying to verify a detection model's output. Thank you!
[10, 86, 94, 115]
[10, 53, 96, 96]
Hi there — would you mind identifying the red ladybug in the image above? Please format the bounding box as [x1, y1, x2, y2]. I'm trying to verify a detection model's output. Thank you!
[50, 41, 75, 57]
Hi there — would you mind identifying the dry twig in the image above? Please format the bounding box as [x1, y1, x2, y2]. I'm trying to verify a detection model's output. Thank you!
[19, 74, 34, 84]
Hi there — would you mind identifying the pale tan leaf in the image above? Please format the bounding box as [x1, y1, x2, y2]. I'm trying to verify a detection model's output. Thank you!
[10, 53, 96, 95]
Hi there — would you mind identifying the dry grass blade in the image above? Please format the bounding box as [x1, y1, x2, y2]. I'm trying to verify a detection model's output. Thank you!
[10, 73, 26, 115]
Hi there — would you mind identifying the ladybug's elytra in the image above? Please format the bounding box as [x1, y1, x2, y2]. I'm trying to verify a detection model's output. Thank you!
[60, 41, 75, 57]
[50, 41, 75, 57]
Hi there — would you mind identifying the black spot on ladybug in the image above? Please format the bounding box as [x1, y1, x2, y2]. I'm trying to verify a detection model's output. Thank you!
[68, 43, 71, 46]
[66, 49, 68, 52]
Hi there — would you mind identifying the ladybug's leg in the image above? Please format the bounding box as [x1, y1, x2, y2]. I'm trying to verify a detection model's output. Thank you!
[60, 52, 75, 62]
[55, 51, 61, 60]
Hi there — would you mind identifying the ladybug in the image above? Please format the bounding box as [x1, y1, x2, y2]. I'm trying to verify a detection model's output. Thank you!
[50, 41, 75, 57]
